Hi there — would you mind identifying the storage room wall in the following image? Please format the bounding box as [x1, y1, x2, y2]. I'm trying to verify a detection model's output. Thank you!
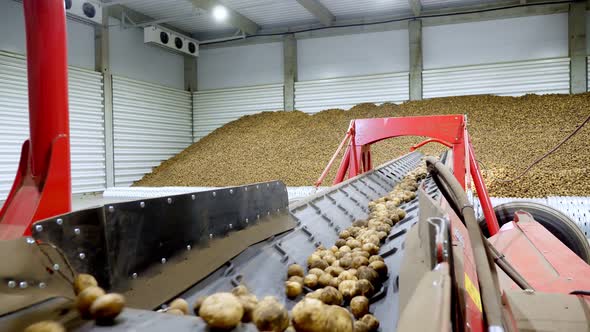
[422, 13, 570, 97]
[0, 0, 95, 69]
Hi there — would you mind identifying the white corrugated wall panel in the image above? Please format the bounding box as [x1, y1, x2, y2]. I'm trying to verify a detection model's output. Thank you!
[423, 58, 570, 99]
[294, 72, 409, 114]
[193, 84, 284, 141]
[0, 52, 105, 200]
[113, 76, 193, 187]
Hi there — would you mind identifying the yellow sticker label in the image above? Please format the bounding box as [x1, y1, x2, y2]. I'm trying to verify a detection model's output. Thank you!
[464, 272, 483, 312]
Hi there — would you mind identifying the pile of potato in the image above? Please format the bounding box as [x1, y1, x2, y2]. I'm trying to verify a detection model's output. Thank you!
[192, 161, 427, 331]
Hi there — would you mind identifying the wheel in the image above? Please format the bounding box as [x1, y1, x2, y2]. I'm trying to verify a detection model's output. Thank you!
[479, 201, 590, 264]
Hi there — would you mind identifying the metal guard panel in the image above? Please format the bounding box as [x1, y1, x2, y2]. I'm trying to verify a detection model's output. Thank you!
[31, 181, 293, 296]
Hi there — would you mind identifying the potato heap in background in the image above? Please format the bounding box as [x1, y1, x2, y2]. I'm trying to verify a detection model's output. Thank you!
[193, 161, 428, 332]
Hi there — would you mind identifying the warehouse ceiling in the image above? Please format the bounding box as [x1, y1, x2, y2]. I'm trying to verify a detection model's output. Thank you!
[100, 0, 561, 40]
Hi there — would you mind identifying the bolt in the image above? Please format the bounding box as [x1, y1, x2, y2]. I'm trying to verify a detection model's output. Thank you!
[524, 288, 534, 294]
[257, 214, 260, 219]
[229, 189, 233, 194]
[229, 224, 233, 229]
[108, 206, 114, 212]
[256, 185, 259, 189]
[245, 187, 248, 191]
[186, 245, 191, 250]
[212, 192, 216, 197]
[79, 253, 86, 260]
[8, 281, 16, 288]
[34, 224, 43, 232]
[25, 237, 35, 244]
[132, 273, 138, 279]
[39, 282, 47, 289]
[167, 198, 172, 204]
[56, 218, 63, 225]
[209, 234, 213, 239]
[19, 281, 28, 289]
[245, 218, 249, 224]
[53, 264, 60, 271]
[140, 202, 145, 208]
[191, 195, 195, 200]
[161, 258, 166, 264]
[74, 228, 81, 235]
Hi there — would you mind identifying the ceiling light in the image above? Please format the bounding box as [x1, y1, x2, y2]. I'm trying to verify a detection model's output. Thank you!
[212, 5, 228, 21]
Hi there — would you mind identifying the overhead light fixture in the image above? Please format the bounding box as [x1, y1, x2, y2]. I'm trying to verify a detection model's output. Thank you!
[212, 5, 228, 21]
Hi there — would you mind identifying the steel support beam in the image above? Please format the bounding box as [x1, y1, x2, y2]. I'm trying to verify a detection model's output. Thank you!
[283, 35, 298, 111]
[409, 0, 422, 16]
[409, 20, 423, 101]
[95, 8, 115, 188]
[296, 0, 335, 26]
[184, 56, 198, 92]
[188, 0, 259, 35]
[569, 2, 587, 94]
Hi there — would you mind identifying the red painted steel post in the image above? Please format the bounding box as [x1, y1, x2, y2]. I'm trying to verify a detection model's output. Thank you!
[24, 0, 71, 184]
[468, 140, 500, 235]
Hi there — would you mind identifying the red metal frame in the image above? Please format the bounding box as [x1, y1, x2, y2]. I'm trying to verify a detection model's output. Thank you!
[0, 0, 71, 239]
[316, 114, 500, 235]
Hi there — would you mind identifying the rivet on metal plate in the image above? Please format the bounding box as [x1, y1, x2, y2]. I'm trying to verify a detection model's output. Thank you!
[167, 198, 172, 204]
[161, 258, 167, 264]
[25, 237, 35, 244]
[187, 245, 191, 251]
[132, 273, 138, 279]
[53, 264, 60, 271]
[209, 234, 213, 239]
[229, 224, 233, 229]
[79, 253, 86, 260]
[245, 218, 249, 224]
[108, 206, 114, 212]
[140, 202, 145, 208]
[245, 187, 248, 191]
[34, 224, 43, 232]
[56, 218, 63, 225]
[212, 192, 216, 197]
[230, 189, 233, 194]
[74, 228, 81, 235]
[19, 281, 28, 289]
[191, 195, 195, 200]
[7, 281, 16, 288]
[38, 282, 47, 289]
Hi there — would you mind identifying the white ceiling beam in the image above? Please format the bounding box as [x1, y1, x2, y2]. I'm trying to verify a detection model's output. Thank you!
[408, 0, 422, 16]
[187, 0, 259, 35]
[296, 0, 335, 26]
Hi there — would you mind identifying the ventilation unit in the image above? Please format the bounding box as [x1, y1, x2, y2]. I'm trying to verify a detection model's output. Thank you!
[65, 0, 103, 25]
[144, 26, 199, 57]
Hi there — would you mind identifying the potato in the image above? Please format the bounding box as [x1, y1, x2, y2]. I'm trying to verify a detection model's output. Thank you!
[354, 320, 371, 332]
[348, 268, 357, 277]
[350, 296, 370, 319]
[323, 305, 354, 332]
[351, 256, 369, 269]
[339, 246, 352, 254]
[238, 294, 258, 322]
[398, 209, 406, 220]
[193, 296, 206, 316]
[325, 255, 336, 265]
[357, 279, 375, 298]
[292, 298, 326, 332]
[24, 321, 65, 332]
[368, 255, 384, 264]
[169, 298, 189, 314]
[76, 286, 105, 318]
[330, 246, 339, 253]
[288, 264, 305, 278]
[286, 327, 296, 332]
[286, 281, 303, 298]
[309, 268, 324, 277]
[307, 254, 322, 267]
[319, 286, 343, 306]
[338, 280, 358, 300]
[90, 293, 125, 321]
[309, 259, 329, 270]
[331, 260, 341, 268]
[346, 239, 362, 249]
[318, 273, 333, 288]
[335, 239, 347, 248]
[306, 289, 323, 300]
[357, 266, 380, 285]
[166, 308, 184, 316]
[329, 277, 340, 288]
[328, 266, 344, 277]
[199, 293, 243, 329]
[360, 314, 380, 331]
[73, 274, 98, 295]
[339, 230, 351, 239]
[352, 250, 370, 259]
[369, 261, 388, 279]
[361, 243, 379, 255]
[232, 284, 250, 296]
[352, 220, 368, 227]
[304, 274, 319, 289]
[339, 255, 353, 269]
[338, 270, 356, 281]
[289, 276, 304, 285]
[253, 297, 289, 332]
